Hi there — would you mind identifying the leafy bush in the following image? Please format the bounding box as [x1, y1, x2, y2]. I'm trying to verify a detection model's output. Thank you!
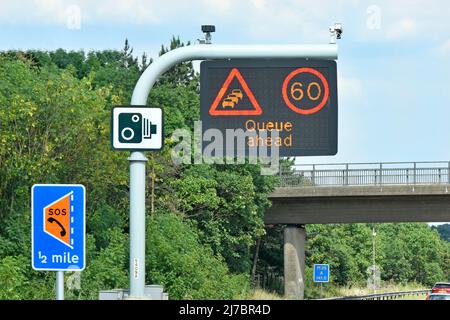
[146, 212, 249, 299]
[0, 256, 27, 299]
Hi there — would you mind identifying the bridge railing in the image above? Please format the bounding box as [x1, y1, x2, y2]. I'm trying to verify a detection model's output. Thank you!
[279, 161, 450, 187]
[316, 289, 430, 300]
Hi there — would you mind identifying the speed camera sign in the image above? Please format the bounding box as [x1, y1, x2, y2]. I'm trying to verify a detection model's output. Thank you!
[111, 106, 163, 150]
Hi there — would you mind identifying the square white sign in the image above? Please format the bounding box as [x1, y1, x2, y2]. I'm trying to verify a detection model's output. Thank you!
[112, 106, 163, 150]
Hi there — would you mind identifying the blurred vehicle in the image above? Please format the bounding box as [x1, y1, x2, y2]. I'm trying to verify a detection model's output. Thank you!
[222, 98, 235, 109]
[231, 89, 243, 99]
[227, 95, 240, 104]
[431, 282, 450, 294]
[426, 293, 450, 300]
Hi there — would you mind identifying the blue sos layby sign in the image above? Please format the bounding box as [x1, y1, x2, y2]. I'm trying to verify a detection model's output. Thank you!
[31, 184, 86, 271]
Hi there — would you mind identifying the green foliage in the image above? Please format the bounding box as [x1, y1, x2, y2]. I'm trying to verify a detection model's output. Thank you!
[378, 223, 449, 286]
[0, 54, 130, 300]
[258, 223, 450, 297]
[0, 39, 273, 300]
[78, 229, 129, 299]
[87, 204, 126, 249]
[158, 36, 197, 88]
[146, 212, 249, 299]
[166, 164, 276, 274]
[432, 224, 450, 242]
[305, 225, 363, 286]
[0, 256, 27, 299]
[148, 83, 200, 133]
[0, 56, 129, 213]
[256, 225, 284, 276]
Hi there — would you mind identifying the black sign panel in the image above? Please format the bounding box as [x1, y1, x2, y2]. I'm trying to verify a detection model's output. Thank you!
[200, 59, 338, 157]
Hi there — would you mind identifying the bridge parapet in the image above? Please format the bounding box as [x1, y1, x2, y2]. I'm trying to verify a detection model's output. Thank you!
[270, 184, 450, 198]
[279, 161, 450, 187]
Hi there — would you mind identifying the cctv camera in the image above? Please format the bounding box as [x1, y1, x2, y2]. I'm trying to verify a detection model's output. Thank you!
[201, 25, 216, 33]
[333, 23, 343, 39]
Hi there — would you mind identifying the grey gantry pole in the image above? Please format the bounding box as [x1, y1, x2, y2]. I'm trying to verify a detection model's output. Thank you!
[128, 151, 147, 297]
[56, 271, 64, 300]
[128, 34, 339, 298]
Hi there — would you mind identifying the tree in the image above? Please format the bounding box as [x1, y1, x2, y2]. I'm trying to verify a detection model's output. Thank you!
[146, 212, 248, 299]
[157, 36, 197, 88]
[0, 256, 27, 299]
[0, 56, 130, 299]
[432, 224, 450, 242]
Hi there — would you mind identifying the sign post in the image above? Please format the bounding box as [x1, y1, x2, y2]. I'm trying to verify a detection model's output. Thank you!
[56, 271, 64, 300]
[314, 264, 330, 298]
[110, 106, 163, 297]
[31, 184, 86, 300]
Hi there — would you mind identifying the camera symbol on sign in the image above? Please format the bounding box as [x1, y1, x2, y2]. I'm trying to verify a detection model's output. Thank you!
[118, 113, 157, 144]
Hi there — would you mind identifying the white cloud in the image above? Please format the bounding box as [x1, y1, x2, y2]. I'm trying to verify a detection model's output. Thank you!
[200, 0, 234, 14]
[1, 0, 450, 45]
[0, 0, 345, 42]
[386, 18, 417, 40]
[359, 1, 450, 42]
[0, 0, 174, 25]
[251, 0, 266, 10]
[32, 0, 72, 24]
[93, 0, 161, 24]
[207, 0, 345, 43]
[338, 75, 362, 101]
[434, 39, 450, 56]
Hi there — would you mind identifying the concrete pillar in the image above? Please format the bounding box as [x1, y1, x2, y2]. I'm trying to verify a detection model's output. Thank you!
[284, 225, 306, 300]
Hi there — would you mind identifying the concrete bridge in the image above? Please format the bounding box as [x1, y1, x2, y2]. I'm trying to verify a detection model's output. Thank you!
[264, 161, 450, 299]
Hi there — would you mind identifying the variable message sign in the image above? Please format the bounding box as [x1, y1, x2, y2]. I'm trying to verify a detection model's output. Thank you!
[200, 59, 338, 157]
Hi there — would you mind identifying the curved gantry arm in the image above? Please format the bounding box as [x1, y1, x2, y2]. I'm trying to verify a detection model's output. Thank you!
[131, 44, 338, 105]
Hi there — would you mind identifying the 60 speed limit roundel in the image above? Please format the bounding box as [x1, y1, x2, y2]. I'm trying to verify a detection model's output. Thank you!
[282, 67, 330, 115]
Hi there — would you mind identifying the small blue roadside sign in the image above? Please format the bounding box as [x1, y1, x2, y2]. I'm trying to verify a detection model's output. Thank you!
[32, 184, 86, 271]
[314, 264, 330, 283]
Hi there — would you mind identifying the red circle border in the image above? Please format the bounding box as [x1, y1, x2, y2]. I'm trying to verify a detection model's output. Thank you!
[282, 67, 330, 115]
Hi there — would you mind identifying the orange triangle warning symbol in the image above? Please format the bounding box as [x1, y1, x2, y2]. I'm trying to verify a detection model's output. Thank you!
[44, 192, 73, 248]
[209, 68, 263, 116]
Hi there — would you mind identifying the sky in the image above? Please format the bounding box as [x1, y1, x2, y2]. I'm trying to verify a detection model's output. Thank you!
[1, 0, 449, 224]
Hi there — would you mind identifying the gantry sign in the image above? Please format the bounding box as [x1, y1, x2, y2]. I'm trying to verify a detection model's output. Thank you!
[200, 59, 338, 157]
[119, 22, 340, 298]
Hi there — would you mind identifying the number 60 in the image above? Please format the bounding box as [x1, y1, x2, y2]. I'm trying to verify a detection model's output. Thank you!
[290, 82, 322, 101]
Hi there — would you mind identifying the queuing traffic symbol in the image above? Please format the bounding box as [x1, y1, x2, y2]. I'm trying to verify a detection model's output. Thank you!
[314, 264, 330, 283]
[111, 106, 163, 150]
[32, 184, 85, 271]
[209, 68, 263, 116]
